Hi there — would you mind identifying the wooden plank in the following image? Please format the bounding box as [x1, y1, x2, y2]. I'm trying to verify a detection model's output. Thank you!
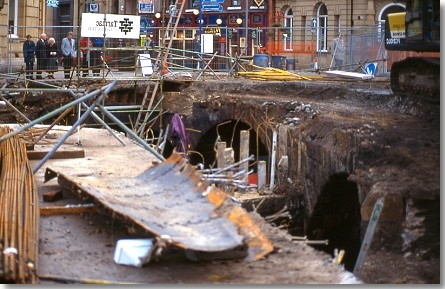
[27, 149, 85, 160]
[217, 142, 226, 169]
[257, 160, 267, 191]
[323, 70, 374, 80]
[277, 125, 287, 164]
[353, 197, 385, 276]
[40, 204, 97, 216]
[240, 130, 249, 189]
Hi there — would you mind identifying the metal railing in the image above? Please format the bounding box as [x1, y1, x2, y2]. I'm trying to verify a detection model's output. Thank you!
[0, 24, 398, 78]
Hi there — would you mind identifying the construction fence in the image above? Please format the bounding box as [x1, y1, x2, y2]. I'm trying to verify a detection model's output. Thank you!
[0, 24, 403, 77]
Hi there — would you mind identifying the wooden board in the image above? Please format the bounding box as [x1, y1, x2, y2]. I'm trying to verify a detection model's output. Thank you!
[139, 54, 153, 76]
[27, 149, 85, 160]
[323, 70, 374, 80]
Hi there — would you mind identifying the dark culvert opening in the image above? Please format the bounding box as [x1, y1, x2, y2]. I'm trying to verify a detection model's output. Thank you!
[188, 120, 269, 171]
[306, 172, 361, 272]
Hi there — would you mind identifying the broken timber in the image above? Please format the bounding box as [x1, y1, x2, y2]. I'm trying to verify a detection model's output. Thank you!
[44, 152, 274, 261]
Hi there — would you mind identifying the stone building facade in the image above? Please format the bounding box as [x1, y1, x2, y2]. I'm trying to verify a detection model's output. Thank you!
[269, 0, 406, 69]
[0, 0, 408, 72]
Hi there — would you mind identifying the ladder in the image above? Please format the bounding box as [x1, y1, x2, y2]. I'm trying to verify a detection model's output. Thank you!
[134, 0, 186, 138]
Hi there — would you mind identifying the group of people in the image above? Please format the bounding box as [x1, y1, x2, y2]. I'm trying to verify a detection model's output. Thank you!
[23, 31, 103, 80]
[23, 33, 59, 79]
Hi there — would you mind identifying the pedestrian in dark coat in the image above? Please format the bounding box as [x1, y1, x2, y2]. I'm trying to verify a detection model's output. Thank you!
[144, 35, 156, 68]
[35, 33, 48, 79]
[23, 34, 36, 80]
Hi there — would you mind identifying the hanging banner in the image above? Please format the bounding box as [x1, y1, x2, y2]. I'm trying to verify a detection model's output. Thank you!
[81, 13, 141, 39]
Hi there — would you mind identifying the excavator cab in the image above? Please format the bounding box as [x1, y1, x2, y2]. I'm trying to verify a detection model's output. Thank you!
[385, 0, 440, 52]
[384, 0, 440, 100]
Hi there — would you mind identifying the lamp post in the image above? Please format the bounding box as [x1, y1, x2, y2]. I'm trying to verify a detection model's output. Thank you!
[193, 2, 203, 40]
[234, 17, 242, 73]
[245, 0, 248, 55]
[193, 7, 203, 69]
[236, 17, 243, 56]
[199, 0, 203, 40]
[155, 12, 161, 41]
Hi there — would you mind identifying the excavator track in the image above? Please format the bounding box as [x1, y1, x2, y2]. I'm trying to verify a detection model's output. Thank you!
[390, 57, 440, 102]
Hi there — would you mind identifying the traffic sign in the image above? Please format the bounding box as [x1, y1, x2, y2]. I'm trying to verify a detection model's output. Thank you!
[311, 18, 317, 28]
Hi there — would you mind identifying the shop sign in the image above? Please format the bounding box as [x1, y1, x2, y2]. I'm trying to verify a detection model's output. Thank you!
[81, 13, 141, 39]
[46, 0, 59, 8]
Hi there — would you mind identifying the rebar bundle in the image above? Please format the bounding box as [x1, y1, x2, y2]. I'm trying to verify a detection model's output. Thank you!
[0, 126, 39, 284]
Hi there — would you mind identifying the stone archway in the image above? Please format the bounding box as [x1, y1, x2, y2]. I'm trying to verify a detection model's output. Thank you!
[306, 172, 362, 272]
[188, 119, 269, 171]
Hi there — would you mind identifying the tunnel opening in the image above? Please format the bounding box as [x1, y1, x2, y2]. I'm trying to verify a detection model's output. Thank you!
[188, 120, 269, 172]
[306, 172, 362, 272]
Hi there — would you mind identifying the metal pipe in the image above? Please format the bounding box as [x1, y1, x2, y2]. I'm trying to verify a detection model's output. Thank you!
[0, 95, 31, 123]
[66, 90, 126, 146]
[0, 87, 86, 93]
[32, 93, 106, 174]
[0, 81, 116, 144]
[209, 155, 254, 175]
[97, 104, 165, 161]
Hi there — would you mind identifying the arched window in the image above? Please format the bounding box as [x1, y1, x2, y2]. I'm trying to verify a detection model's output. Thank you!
[378, 3, 405, 40]
[283, 7, 293, 51]
[316, 4, 327, 52]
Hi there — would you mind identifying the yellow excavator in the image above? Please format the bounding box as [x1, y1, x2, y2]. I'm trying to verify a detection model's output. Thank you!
[384, 0, 440, 100]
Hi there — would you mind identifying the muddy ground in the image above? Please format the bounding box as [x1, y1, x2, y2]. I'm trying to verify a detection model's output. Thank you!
[0, 73, 441, 284]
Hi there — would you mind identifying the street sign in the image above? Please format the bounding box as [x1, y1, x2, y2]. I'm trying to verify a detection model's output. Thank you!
[311, 17, 317, 33]
[311, 18, 317, 28]
[202, 3, 223, 11]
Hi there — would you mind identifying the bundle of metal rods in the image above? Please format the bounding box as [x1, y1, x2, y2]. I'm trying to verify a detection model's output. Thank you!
[0, 126, 39, 284]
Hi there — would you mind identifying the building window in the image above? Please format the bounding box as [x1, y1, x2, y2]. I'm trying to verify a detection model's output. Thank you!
[232, 0, 240, 7]
[334, 15, 340, 34]
[316, 4, 327, 52]
[283, 7, 293, 51]
[8, 0, 18, 36]
[59, 3, 72, 26]
[378, 3, 405, 42]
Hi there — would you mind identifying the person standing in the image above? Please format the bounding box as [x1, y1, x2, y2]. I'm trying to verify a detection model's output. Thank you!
[23, 34, 36, 80]
[192, 33, 201, 69]
[45, 37, 58, 79]
[61, 31, 76, 79]
[91, 37, 104, 76]
[80, 37, 92, 77]
[144, 35, 156, 69]
[35, 33, 47, 79]
[331, 32, 345, 70]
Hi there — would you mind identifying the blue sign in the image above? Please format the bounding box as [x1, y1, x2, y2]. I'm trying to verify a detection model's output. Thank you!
[46, 0, 59, 8]
[311, 18, 317, 28]
[139, 18, 153, 33]
[139, 3, 154, 13]
[364, 63, 377, 75]
[202, 3, 222, 11]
